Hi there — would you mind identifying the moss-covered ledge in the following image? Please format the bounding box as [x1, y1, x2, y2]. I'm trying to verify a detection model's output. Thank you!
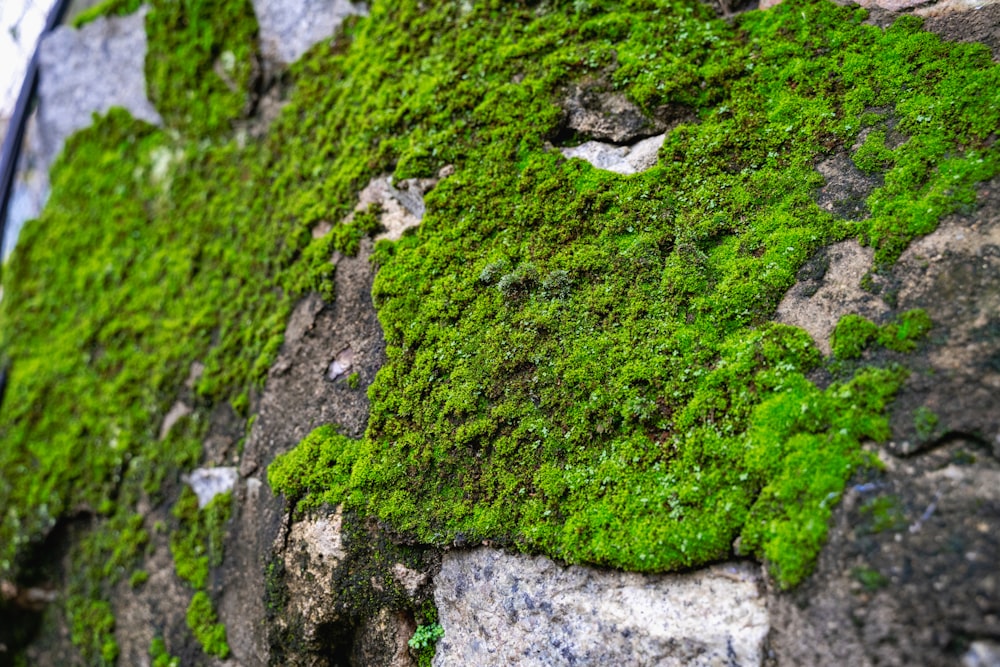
[1, 0, 999, 663]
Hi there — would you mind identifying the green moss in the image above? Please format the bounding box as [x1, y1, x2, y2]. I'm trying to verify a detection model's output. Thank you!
[269, 0, 997, 589]
[170, 488, 232, 589]
[149, 636, 180, 667]
[859, 494, 908, 534]
[831, 314, 879, 359]
[852, 130, 895, 174]
[186, 591, 230, 659]
[878, 308, 933, 352]
[831, 309, 932, 359]
[128, 569, 149, 588]
[347, 372, 361, 389]
[408, 623, 444, 667]
[71, 0, 143, 28]
[852, 565, 889, 591]
[145, 0, 259, 136]
[66, 597, 118, 666]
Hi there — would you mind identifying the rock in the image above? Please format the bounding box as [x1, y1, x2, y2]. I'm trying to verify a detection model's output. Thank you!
[352, 608, 417, 667]
[278, 508, 348, 650]
[964, 641, 1000, 667]
[562, 83, 665, 144]
[159, 401, 193, 441]
[767, 439, 1000, 667]
[347, 174, 440, 242]
[774, 240, 888, 355]
[434, 549, 768, 667]
[252, 0, 369, 65]
[183, 467, 239, 508]
[36, 8, 161, 169]
[328, 346, 354, 381]
[560, 133, 666, 175]
[220, 238, 387, 664]
[813, 152, 883, 221]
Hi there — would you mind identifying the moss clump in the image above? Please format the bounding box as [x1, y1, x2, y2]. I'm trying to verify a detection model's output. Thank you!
[831, 309, 933, 359]
[170, 488, 231, 589]
[71, 0, 143, 28]
[66, 598, 118, 665]
[878, 308, 933, 352]
[186, 591, 230, 659]
[3, 7, 1000, 657]
[270, 0, 997, 589]
[145, 0, 259, 136]
[831, 314, 880, 359]
[149, 636, 180, 667]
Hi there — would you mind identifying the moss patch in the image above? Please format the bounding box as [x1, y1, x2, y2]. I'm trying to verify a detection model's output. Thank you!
[273, 0, 998, 588]
[185, 591, 230, 659]
[145, 0, 259, 136]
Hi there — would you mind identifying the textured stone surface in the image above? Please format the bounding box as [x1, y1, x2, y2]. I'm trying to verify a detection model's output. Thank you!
[252, 0, 369, 64]
[774, 239, 888, 355]
[560, 133, 666, 175]
[766, 440, 1000, 667]
[36, 9, 161, 169]
[434, 549, 769, 667]
[220, 239, 389, 666]
[563, 83, 665, 144]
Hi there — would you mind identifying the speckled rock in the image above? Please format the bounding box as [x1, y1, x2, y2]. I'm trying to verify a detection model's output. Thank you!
[433, 548, 769, 667]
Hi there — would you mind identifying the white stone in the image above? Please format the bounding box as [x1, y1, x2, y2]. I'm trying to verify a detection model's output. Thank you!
[560, 133, 665, 175]
[37, 9, 162, 169]
[434, 548, 769, 667]
[184, 467, 239, 508]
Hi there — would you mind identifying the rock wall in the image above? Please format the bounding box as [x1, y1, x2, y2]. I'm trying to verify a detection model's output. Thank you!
[2, 1, 1000, 666]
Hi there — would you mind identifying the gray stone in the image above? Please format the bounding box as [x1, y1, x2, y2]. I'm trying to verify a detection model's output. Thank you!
[344, 172, 442, 242]
[252, 0, 369, 65]
[433, 549, 769, 667]
[563, 83, 665, 144]
[560, 133, 666, 175]
[183, 467, 238, 508]
[36, 8, 161, 169]
[964, 641, 1000, 667]
[774, 239, 888, 355]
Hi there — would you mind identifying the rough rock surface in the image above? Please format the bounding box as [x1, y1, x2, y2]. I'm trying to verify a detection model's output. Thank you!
[434, 549, 769, 667]
[560, 133, 666, 175]
[37, 9, 161, 169]
[766, 439, 1000, 667]
[347, 171, 444, 242]
[775, 240, 889, 355]
[219, 238, 390, 666]
[251, 0, 369, 65]
[562, 82, 666, 144]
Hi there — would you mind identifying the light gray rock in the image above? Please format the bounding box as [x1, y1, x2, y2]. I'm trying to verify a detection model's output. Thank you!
[560, 133, 666, 175]
[343, 171, 443, 242]
[36, 8, 161, 169]
[964, 641, 1000, 667]
[252, 0, 368, 65]
[433, 549, 769, 667]
[183, 467, 239, 508]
